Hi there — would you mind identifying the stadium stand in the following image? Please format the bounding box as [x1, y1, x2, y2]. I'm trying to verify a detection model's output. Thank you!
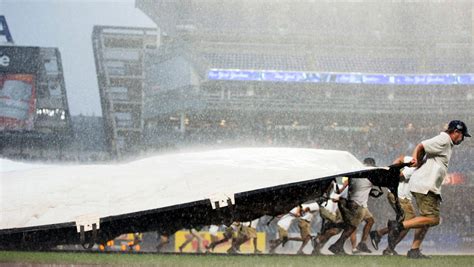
[90, 2, 474, 184]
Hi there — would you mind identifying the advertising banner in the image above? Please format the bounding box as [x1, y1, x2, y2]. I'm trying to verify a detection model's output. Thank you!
[0, 46, 41, 74]
[208, 69, 474, 86]
[0, 46, 40, 131]
[174, 230, 266, 253]
[0, 74, 36, 130]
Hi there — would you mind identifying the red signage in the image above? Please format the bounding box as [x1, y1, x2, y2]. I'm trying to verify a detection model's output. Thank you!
[443, 172, 466, 185]
[0, 74, 36, 130]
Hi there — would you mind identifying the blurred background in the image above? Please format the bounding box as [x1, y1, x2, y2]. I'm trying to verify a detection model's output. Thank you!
[1, 0, 472, 254]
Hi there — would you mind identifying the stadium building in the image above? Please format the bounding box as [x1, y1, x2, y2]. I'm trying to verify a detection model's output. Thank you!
[92, 26, 158, 158]
[0, 16, 73, 159]
[136, 1, 473, 158]
[125, 1, 474, 250]
[93, 2, 473, 178]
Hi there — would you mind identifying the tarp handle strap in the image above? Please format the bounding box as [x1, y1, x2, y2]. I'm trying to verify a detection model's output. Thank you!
[80, 223, 98, 250]
[227, 198, 236, 224]
[266, 216, 276, 226]
[216, 198, 235, 227]
[387, 163, 410, 222]
[334, 180, 341, 194]
[318, 179, 337, 235]
[392, 194, 406, 223]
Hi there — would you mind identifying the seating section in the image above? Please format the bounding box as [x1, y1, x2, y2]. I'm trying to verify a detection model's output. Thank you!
[200, 52, 472, 73]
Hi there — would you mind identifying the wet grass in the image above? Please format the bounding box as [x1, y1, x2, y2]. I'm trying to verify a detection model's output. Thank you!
[0, 251, 473, 267]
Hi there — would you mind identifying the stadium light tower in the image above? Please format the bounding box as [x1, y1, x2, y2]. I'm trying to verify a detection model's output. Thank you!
[0, 16, 14, 44]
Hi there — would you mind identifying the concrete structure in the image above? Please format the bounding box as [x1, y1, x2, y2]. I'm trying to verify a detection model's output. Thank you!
[91, 2, 473, 174]
[0, 45, 73, 160]
[92, 26, 158, 158]
[134, 0, 473, 150]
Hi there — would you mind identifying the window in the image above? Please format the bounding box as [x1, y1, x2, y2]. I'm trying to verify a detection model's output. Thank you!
[108, 86, 128, 101]
[114, 112, 133, 127]
[105, 61, 125, 75]
[115, 136, 126, 150]
[48, 82, 62, 97]
[44, 59, 59, 73]
[104, 50, 140, 61]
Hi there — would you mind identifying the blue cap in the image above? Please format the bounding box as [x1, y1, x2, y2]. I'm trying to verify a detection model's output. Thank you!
[448, 120, 471, 137]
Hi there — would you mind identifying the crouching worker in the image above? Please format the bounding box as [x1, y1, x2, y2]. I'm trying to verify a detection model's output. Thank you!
[328, 159, 376, 255]
[370, 155, 417, 255]
[293, 202, 319, 255]
[269, 206, 301, 254]
[312, 178, 348, 255]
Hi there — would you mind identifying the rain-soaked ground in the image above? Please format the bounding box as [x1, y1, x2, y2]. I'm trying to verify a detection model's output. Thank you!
[1, 251, 474, 267]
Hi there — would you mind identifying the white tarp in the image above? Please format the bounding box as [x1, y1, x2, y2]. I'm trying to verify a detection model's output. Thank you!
[1, 147, 366, 230]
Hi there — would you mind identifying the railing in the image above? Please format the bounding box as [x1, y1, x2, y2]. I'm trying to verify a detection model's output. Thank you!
[149, 88, 469, 115]
[200, 52, 472, 73]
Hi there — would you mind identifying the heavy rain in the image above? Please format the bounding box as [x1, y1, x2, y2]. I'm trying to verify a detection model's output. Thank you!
[0, 0, 473, 266]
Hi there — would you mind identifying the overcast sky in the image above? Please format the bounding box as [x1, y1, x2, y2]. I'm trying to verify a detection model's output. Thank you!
[1, 0, 156, 116]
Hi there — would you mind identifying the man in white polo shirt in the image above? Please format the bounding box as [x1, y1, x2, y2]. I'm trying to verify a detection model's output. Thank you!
[294, 202, 319, 255]
[370, 155, 417, 255]
[269, 206, 301, 253]
[234, 218, 261, 254]
[328, 158, 377, 255]
[388, 120, 470, 259]
[312, 178, 348, 255]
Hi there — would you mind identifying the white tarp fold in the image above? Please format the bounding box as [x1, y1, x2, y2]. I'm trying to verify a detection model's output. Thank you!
[1, 147, 365, 230]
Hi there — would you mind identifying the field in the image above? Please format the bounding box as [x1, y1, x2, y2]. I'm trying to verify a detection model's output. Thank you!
[0, 251, 473, 267]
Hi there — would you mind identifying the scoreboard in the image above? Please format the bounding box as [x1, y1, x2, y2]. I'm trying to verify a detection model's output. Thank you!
[0, 46, 41, 131]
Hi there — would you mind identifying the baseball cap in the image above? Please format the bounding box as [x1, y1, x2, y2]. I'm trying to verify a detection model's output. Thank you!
[448, 120, 471, 137]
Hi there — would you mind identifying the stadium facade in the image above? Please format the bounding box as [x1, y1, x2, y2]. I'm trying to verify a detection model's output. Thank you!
[92, 26, 158, 158]
[0, 17, 73, 159]
[135, 1, 473, 152]
[90, 2, 474, 250]
[93, 2, 472, 178]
